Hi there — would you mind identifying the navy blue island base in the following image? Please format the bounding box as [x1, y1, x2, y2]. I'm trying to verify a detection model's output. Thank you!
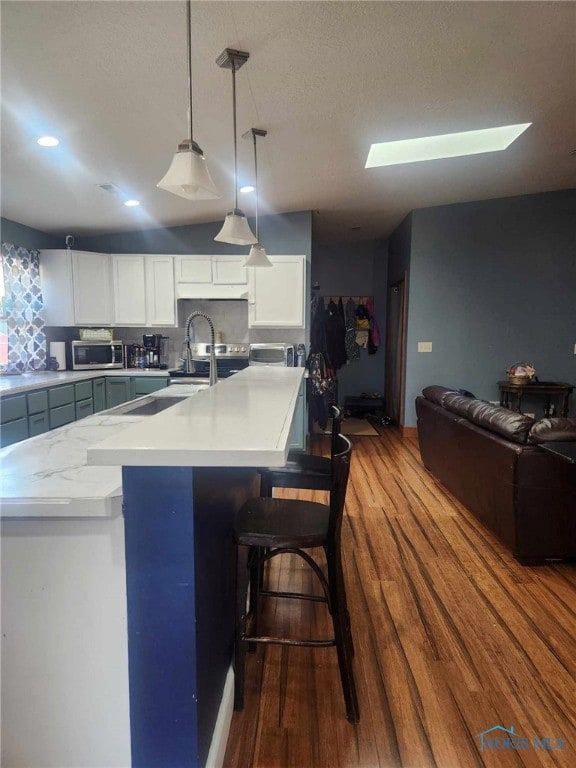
[122, 465, 259, 768]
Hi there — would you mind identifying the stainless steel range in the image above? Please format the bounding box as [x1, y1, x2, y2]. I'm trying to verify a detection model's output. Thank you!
[170, 343, 249, 383]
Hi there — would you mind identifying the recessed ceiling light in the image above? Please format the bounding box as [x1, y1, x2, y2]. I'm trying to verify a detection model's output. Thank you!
[37, 136, 59, 147]
[365, 123, 532, 168]
[124, 199, 140, 207]
[239, 185, 255, 194]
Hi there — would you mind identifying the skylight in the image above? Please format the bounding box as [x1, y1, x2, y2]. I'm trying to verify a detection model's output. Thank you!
[365, 123, 531, 168]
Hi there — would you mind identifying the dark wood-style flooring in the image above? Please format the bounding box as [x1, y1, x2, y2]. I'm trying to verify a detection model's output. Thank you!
[223, 426, 576, 768]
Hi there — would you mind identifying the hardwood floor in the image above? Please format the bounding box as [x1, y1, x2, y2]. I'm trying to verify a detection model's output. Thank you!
[223, 427, 576, 768]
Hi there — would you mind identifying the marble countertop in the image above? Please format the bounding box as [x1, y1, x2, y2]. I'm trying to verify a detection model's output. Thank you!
[89, 367, 305, 469]
[0, 386, 203, 519]
[0, 369, 170, 396]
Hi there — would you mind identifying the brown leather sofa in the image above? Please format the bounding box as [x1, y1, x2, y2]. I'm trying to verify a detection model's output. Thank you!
[416, 386, 576, 564]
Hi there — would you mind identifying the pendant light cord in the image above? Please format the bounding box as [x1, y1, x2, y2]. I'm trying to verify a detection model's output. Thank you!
[253, 131, 259, 240]
[186, 0, 194, 144]
[232, 60, 238, 211]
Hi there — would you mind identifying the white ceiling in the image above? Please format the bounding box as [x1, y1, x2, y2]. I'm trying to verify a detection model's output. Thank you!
[1, 0, 575, 244]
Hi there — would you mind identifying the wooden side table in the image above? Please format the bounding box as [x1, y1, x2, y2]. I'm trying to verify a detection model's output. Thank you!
[498, 381, 574, 417]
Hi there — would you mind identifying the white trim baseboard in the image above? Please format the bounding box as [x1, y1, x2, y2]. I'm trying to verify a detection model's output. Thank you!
[205, 665, 235, 768]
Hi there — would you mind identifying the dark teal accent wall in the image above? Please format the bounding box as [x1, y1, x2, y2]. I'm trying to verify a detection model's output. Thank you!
[76, 210, 312, 257]
[403, 190, 576, 426]
[312, 239, 387, 404]
[1, 218, 62, 250]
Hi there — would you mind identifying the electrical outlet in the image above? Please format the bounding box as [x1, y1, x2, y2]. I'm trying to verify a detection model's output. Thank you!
[418, 341, 433, 353]
[574, 343, 576, 354]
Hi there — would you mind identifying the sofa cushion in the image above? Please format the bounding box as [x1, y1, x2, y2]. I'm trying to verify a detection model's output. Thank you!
[528, 417, 576, 444]
[422, 385, 456, 406]
[443, 392, 477, 418]
[467, 401, 534, 444]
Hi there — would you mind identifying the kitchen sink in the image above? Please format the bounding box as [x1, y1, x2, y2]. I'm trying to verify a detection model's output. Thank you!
[112, 395, 188, 416]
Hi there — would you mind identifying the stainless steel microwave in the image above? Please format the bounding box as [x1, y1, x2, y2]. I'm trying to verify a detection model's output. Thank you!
[70, 340, 124, 370]
[249, 343, 295, 367]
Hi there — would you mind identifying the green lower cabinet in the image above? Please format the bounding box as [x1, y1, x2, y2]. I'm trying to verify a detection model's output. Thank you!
[288, 382, 307, 452]
[50, 402, 76, 430]
[1, 417, 29, 447]
[76, 397, 94, 420]
[132, 377, 169, 397]
[92, 378, 106, 412]
[106, 377, 134, 409]
[1, 394, 28, 424]
[28, 411, 49, 437]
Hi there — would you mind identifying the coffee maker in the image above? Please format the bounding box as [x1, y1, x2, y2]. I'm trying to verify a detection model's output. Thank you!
[142, 334, 169, 369]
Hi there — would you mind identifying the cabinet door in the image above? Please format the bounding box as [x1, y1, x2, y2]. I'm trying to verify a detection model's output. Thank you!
[132, 377, 169, 397]
[75, 397, 94, 421]
[106, 377, 134, 409]
[145, 256, 176, 326]
[248, 255, 306, 328]
[39, 250, 75, 326]
[0, 417, 29, 447]
[212, 257, 247, 285]
[28, 411, 49, 437]
[93, 378, 107, 413]
[72, 251, 113, 325]
[175, 257, 212, 284]
[112, 255, 147, 326]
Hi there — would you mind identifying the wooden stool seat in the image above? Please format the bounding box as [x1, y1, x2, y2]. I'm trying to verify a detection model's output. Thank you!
[234, 497, 330, 548]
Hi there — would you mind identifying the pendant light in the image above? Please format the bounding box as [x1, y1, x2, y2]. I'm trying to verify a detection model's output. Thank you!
[157, 0, 219, 200]
[214, 48, 257, 245]
[242, 128, 272, 267]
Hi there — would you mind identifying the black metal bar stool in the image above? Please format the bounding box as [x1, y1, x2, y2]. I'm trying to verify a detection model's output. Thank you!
[233, 434, 359, 723]
[259, 405, 343, 496]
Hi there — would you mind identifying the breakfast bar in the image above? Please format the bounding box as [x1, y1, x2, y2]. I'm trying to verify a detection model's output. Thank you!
[90, 366, 304, 768]
[1, 367, 304, 768]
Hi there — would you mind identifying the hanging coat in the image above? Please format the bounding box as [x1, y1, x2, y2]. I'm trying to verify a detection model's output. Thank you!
[324, 299, 347, 371]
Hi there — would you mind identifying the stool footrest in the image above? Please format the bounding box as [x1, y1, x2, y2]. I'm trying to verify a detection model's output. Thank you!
[242, 634, 336, 648]
[259, 589, 328, 603]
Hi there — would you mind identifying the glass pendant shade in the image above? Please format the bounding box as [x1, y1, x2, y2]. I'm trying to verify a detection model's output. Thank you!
[157, 143, 219, 200]
[214, 208, 257, 245]
[243, 242, 272, 267]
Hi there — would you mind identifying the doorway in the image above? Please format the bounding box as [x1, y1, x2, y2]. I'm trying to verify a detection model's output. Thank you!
[384, 275, 407, 425]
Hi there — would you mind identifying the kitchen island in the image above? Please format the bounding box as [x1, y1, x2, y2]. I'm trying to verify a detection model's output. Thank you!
[1, 367, 304, 768]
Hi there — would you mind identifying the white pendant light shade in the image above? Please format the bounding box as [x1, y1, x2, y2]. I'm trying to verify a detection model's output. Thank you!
[158, 1, 218, 201]
[157, 144, 219, 200]
[243, 242, 273, 267]
[214, 208, 257, 245]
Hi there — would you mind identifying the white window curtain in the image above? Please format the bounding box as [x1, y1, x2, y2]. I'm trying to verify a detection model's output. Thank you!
[1, 242, 46, 372]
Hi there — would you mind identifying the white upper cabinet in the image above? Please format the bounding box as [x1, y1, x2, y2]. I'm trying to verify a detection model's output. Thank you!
[175, 257, 212, 284]
[212, 257, 247, 285]
[145, 256, 176, 326]
[112, 255, 147, 325]
[72, 251, 113, 325]
[40, 250, 112, 326]
[175, 255, 248, 299]
[248, 255, 306, 328]
[112, 255, 176, 327]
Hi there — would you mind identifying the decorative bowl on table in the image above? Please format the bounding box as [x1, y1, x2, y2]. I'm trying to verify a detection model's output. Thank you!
[506, 362, 536, 385]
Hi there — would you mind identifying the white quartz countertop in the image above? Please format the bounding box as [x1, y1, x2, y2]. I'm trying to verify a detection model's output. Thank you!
[89, 367, 305, 468]
[0, 369, 170, 395]
[0, 386, 203, 518]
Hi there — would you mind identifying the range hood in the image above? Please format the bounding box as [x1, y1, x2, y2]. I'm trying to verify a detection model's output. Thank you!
[176, 283, 248, 300]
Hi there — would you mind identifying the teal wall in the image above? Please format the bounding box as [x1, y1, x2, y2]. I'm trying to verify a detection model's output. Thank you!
[399, 189, 576, 426]
[1, 218, 61, 250]
[312, 239, 388, 405]
[75, 211, 312, 258]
